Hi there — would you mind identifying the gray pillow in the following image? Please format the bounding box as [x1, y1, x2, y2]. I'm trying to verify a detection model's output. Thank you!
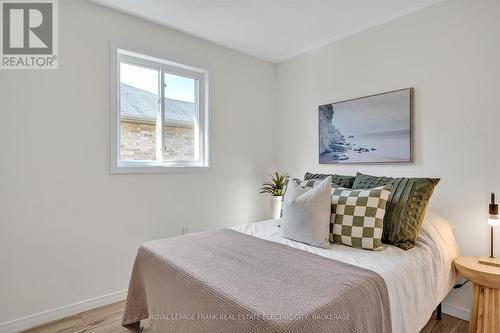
[281, 176, 331, 248]
[280, 177, 325, 219]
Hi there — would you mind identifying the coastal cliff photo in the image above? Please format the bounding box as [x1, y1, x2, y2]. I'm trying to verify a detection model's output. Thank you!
[319, 88, 413, 164]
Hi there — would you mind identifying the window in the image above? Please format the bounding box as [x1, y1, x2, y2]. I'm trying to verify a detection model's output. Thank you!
[111, 47, 209, 173]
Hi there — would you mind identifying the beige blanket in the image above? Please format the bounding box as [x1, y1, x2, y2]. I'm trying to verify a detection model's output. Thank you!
[122, 229, 391, 333]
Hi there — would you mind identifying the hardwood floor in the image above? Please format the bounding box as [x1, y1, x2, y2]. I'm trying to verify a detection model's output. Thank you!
[421, 313, 469, 333]
[19, 301, 151, 333]
[19, 301, 467, 333]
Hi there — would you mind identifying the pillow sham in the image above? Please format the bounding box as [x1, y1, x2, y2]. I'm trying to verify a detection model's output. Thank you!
[280, 177, 330, 218]
[304, 172, 355, 188]
[331, 185, 392, 251]
[352, 172, 440, 250]
[351, 173, 395, 189]
[281, 177, 331, 248]
[280, 177, 299, 219]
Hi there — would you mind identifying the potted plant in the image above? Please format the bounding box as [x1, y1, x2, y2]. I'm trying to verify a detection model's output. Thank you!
[260, 172, 287, 219]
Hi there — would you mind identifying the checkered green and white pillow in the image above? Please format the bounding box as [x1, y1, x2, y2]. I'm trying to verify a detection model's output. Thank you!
[331, 185, 392, 250]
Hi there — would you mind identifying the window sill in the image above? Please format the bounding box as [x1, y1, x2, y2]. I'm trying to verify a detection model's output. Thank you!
[111, 163, 211, 174]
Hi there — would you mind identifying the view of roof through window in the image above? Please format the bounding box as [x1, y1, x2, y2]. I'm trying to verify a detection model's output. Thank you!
[119, 61, 197, 162]
[120, 63, 195, 102]
[120, 62, 196, 124]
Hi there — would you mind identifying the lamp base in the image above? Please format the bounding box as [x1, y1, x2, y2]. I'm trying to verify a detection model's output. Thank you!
[478, 256, 500, 267]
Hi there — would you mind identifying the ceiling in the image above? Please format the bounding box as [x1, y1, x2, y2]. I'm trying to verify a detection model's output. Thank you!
[91, 0, 443, 63]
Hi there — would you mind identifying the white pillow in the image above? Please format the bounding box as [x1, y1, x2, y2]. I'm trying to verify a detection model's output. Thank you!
[418, 211, 460, 260]
[281, 176, 331, 248]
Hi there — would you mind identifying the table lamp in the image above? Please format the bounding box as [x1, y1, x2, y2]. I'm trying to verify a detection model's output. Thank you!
[479, 193, 500, 267]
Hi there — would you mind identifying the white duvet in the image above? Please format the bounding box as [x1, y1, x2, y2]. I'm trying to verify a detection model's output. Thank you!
[229, 211, 460, 333]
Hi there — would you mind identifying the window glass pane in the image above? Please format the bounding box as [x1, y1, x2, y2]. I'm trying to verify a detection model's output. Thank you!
[163, 73, 198, 161]
[119, 62, 160, 161]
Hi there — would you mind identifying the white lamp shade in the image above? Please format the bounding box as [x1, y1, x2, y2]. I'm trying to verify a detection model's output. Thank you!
[488, 215, 500, 227]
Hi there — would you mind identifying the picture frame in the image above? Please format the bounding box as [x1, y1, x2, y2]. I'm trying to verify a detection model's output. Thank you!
[319, 88, 413, 164]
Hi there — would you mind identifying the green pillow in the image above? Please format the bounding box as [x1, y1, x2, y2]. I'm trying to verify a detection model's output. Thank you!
[352, 172, 440, 250]
[352, 173, 395, 189]
[304, 172, 355, 188]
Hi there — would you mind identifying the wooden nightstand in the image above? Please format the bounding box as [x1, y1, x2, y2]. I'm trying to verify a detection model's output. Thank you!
[454, 256, 500, 333]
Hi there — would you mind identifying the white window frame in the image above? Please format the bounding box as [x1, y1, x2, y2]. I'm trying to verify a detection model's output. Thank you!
[110, 45, 210, 174]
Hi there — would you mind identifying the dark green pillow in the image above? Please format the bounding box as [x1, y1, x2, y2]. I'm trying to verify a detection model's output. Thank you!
[352, 173, 395, 189]
[352, 172, 440, 250]
[304, 172, 355, 188]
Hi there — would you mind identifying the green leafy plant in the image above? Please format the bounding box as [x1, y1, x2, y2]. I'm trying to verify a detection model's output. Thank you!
[260, 172, 287, 197]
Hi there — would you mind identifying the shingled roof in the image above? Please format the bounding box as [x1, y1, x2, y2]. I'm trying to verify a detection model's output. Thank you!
[120, 83, 195, 124]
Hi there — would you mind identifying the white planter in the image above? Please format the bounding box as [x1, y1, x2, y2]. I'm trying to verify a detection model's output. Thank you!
[271, 196, 282, 220]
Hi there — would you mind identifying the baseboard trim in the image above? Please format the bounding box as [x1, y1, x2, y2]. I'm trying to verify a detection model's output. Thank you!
[442, 302, 470, 322]
[0, 289, 127, 333]
[0, 290, 470, 332]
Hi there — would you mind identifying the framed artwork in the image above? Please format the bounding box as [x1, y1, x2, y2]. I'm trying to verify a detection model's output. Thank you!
[319, 88, 413, 164]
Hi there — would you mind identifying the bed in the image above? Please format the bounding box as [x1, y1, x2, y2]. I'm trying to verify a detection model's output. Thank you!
[122, 211, 459, 333]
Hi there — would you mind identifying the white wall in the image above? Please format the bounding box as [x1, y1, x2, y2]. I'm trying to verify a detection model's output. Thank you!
[0, 0, 275, 325]
[274, 0, 500, 317]
[2, 0, 500, 328]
